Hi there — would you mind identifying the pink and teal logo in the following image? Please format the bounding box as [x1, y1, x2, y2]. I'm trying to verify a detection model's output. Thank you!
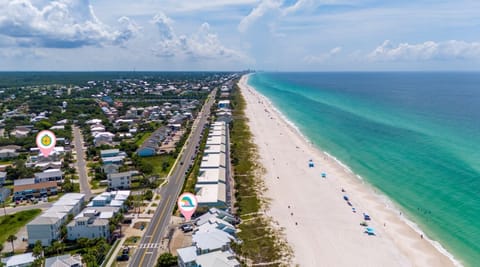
[177, 193, 198, 221]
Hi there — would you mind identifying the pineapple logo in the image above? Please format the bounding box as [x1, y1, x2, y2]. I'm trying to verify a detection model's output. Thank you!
[41, 135, 52, 146]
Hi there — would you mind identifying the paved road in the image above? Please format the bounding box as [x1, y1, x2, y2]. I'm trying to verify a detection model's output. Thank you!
[129, 89, 217, 267]
[73, 126, 92, 200]
[1, 202, 52, 216]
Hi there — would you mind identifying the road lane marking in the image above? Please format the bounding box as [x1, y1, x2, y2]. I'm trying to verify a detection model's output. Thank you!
[137, 195, 171, 267]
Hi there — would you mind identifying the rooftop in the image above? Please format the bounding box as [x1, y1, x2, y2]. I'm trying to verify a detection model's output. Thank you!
[14, 181, 57, 193]
[177, 246, 197, 263]
[195, 183, 226, 205]
[206, 135, 226, 146]
[204, 144, 226, 154]
[197, 168, 226, 184]
[196, 250, 240, 267]
[192, 228, 235, 251]
[107, 171, 133, 179]
[1, 252, 35, 267]
[201, 153, 226, 168]
[45, 254, 82, 267]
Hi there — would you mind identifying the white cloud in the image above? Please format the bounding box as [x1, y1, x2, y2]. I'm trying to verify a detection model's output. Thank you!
[304, 46, 342, 63]
[238, 0, 282, 33]
[368, 40, 480, 61]
[0, 0, 139, 48]
[282, 0, 314, 15]
[151, 13, 248, 62]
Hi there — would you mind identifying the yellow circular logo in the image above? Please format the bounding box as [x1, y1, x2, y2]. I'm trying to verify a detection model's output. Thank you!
[41, 135, 52, 146]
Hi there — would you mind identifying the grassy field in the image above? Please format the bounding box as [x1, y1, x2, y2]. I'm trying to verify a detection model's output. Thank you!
[230, 81, 292, 265]
[140, 155, 175, 178]
[0, 209, 41, 245]
[134, 132, 153, 146]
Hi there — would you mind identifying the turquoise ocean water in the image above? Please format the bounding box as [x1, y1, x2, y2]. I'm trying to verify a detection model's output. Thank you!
[248, 72, 480, 266]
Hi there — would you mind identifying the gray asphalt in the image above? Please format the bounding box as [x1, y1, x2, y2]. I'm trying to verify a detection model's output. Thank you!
[128, 89, 217, 267]
[1, 202, 52, 216]
[73, 126, 92, 200]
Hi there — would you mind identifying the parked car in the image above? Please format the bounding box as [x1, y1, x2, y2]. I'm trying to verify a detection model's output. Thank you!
[117, 254, 129, 261]
[180, 224, 193, 232]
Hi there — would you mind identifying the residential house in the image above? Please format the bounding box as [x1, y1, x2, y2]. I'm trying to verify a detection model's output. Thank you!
[100, 149, 120, 158]
[102, 164, 119, 175]
[1, 252, 35, 267]
[0, 145, 20, 159]
[195, 251, 240, 267]
[192, 228, 236, 254]
[12, 126, 30, 138]
[195, 208, 238, 226]
[13, 181, 58, 200]
[34, 170, 63, 183]
[0, 171, 6, 185]
[137, 144, 156, 157]
[107, 171, 132, 190]
[0, 187, 11, 202]
[102, 156, 124, 165]
[66, 216, 110, 240]
[45, 254, 82, 267]
[217, 100, 230, 109]
[195, 183, 227, 208]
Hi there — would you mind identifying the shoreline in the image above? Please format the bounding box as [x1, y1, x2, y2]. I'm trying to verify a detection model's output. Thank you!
[239, 74, 461, 267]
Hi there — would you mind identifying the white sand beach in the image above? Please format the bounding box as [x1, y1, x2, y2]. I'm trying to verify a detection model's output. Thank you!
[238, 75, 457, 267]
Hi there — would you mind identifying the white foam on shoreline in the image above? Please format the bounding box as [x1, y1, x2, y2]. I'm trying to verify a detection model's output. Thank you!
[242, 73, 464, 267]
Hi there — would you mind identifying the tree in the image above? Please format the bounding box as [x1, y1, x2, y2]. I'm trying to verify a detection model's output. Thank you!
[32, 258, 43, 267]
[63, 175, 75, 192]
[161, 161, 170, 172]
[32, 240, 43, 259]
[144, 189, 153, 201]
[157, 253, 177, 267]
[51, 240, 65, 255]
[7, 235, 17, 252]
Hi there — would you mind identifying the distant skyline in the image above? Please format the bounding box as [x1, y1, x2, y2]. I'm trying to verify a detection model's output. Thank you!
[1, 0, 479, 71]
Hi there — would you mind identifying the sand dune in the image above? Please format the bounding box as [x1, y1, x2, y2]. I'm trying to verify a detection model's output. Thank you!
[238, 75, 457, 267]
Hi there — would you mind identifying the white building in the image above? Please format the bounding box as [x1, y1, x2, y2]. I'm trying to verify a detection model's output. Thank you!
[196, 168, 226, 185]
[200, 154, 225, 169]
[67, 216, 110, 240]
[34, 169, 63, 183]
[203, 144, 225, 155]
[1, 252, 35, 267]
[195, 208, 237, 226]
[27, 193, 85, 246]
[45, 254, 82, 267]
[195, 120, 229, 208]
[88, 190, 130, 208]
[192, 228, 236, 254]
[195, 183, 227, 208]
[107, 171, 132, 190]
[196, 251, 240, 267]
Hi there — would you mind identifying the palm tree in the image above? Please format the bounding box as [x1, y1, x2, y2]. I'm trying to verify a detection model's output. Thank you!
[32, 240, 43, 259]
[7, 235, 17, 253]
[51, 241, 65, 255]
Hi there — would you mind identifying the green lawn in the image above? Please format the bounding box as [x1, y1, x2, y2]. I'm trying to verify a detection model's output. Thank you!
[140, 155, 175, 178]
[0, 160, 12, 165]
[135, 132, 153, 146]
[0, 209, 41, 245]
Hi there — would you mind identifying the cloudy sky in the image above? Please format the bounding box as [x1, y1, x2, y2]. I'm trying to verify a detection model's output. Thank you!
[0, 0, 479, 71]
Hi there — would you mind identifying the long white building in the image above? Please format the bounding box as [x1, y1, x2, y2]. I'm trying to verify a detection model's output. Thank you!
[27, 193, 85, 246]
[195, 121, 228, 208]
